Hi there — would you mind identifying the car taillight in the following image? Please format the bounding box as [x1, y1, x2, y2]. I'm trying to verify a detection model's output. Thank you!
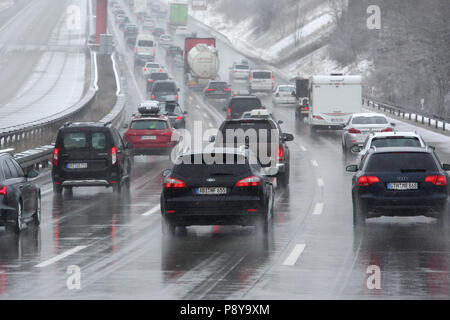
[176, 116, 183, 121]
[425, 175, 447, 186]
[175, 95, 178, 100]
[110, 146, 117, 165]
[160, 68, 163, 72]
[277, 146, 283, 161]
[381, 127, 393, 132]
[206, 88, 214, 91]
[164, 177, 186, 188]
[148, 79, 154, 82]
[227, 107, 231, 119]
[53, 147, 59, 166]
[0, 186, 7, 195]
[224, 88, 231, 91]
[143, 68, 147, 72]
[358, 176, 380, 186]
[152, 95, 155, 99]
[303, 106, 309, 111]
[313, 115, 324, 120]
[349, 128, 361, 134]
[236, 176, 260, 187]
[249, 76, 252, 81]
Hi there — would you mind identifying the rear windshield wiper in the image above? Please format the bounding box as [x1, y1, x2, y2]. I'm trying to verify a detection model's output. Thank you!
[400, 168, 427, 172]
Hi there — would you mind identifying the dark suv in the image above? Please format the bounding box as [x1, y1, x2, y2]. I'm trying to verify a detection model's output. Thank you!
[226, 95, 263, 119]
[0, 151, 41, 233]
[213, 116, 293, 187]
[347, 147, 450, 226]
[52, 122, 132, 194]
[150, 80, 179, 102]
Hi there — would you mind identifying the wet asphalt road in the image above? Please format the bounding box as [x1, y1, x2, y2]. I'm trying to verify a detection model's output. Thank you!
[1, 0, 450, 299]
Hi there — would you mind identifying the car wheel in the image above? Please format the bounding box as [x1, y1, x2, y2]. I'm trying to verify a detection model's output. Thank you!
[6, 200, 24, 234]
[113, 181, 122, 193]
[162, 217, 176, 236]
[277, 167, 290, 187]
[353, 197, 367, 226]
[32, 194, 41, 227]
[53, 184, 63, 194]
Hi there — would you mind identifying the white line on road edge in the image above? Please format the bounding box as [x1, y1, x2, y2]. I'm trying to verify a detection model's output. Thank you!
[142, 205, 160, 216]
[311, 160, 319, 167]
[189, 96, 193, 101]
[208, 121, 214, 128]
[317, 178, 324, 187]
[0, 0, 35, 33]
[41, 188, 53, 196]
[196, 105, 201, 109]
[313, 203, 324, 215]
[283, 244, 306, 266]
[300, 146, 307, 152]
[34, 246, 88, 268]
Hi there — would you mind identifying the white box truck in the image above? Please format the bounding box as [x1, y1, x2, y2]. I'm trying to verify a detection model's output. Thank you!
[308, 74, 362, 131]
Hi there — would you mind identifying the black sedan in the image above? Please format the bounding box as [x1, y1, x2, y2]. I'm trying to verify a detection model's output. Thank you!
[159, 100, 187, 129]
[160, 148, 275, 235]
[0, 152, 41, 233]
[203, 81, 232, 99]
[346, 146, 450, 226]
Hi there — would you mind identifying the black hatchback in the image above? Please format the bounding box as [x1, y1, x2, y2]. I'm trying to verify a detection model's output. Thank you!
[0, 151, 40, 233]
[52, 122, 132, 194]
[226, 95, 263, 119]
[347, 147, 450, 226]
[160, 149, 275, 235]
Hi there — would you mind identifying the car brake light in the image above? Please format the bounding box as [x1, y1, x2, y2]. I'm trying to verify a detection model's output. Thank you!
[277, 146, 283, 161]
[425, 175, 447, 186]
[236, 176, 260, 187]
[164, 177, 186, 188]
[381, 127, 393, 132]
[249, 76, 252, 81]
[224, 88, 231, 91]
[53, 147, 59, 166]
[176, 116, 183, 120]
[148, 79, 154, 82]
[175, 95, 178, 100]
[313, 115, 324, 120]
[227, 107, 231, 119]
[206, 88, 214, 91]
[358, 176, 380, 186]
[143, 68, 147, 72]
[304, 106, 309, 111]
[0, 186, 7, 195]
[152, 95, 155, 99]
[110, 146, 118, 165]
[349, 128, 362, 134]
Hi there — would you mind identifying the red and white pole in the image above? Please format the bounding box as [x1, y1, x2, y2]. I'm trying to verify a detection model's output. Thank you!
[96, 0, 107, 43]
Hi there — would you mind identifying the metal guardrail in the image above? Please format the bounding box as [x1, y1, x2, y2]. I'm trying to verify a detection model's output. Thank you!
[363, 97, 450, 132]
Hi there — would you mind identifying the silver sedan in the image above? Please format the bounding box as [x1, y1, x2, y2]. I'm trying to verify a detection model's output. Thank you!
[342, 113, 395, 151]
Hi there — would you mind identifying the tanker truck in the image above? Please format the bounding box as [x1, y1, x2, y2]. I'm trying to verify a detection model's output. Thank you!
[184, 37, 219, 90]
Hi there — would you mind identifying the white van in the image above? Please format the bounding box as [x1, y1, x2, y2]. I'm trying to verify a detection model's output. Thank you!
[308, 74, 362, 131]
[249, 70, 274, 93]
[134, 34, 156, 65]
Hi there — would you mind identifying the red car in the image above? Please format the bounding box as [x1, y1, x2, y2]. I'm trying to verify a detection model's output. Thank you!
[123, 106, 179, 159]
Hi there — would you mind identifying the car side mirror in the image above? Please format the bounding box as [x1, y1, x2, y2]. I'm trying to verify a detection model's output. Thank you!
[429, 145, 435, 150]
[390, 122, 396, 127]
[351, 145, 362, 154]
[177, 88, 180, 92]
[209, 136, 216, 143]
[283, 133, 294, 142]
[183, 111, 188, 114]
[26, 169, 39, 179]
[442, 164, 450, 171]
[123, 123, 128, 129]
[291, 91, 296, 97]
[126, 142, 133, 149]
[162, 169, 171, 177]
[346, 165, 358, 172]
[278, 120, 284, 125]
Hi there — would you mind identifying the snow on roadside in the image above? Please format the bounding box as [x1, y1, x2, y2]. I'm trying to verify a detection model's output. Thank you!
[0, 0, 14, 13]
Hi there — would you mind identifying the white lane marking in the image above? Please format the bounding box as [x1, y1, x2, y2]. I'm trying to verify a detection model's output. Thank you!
[283, 244, 306, 266]
[34, 246, 88, 268]
[0, 0, 35, 33]
[317, 178, 324, 187]
[142, 205, 160, 216]
[208, 121, 214, 128]
[196, 104, 201, 109]
[204, 112, 210, 119]
[189, 96, 193, 101]
[313, 203, 324, 215]
[311, 160, 319, 168]
[41, 188, 53, 196]
[300, 146, 307, 152]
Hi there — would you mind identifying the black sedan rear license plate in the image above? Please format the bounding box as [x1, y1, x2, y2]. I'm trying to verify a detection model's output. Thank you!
[196, 187, 227, 195]
[66, 162, 88, 169]
[387, 182, 418, 190]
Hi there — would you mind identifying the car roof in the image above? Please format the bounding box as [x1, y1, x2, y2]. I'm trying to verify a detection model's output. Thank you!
[370, 131, 421, 138]
[180, 148, 248, 157]
[230, 95, 260, 100]
[251, 69, 272, 73]
[153, 80, 175, 84]
[368, 146, 432, 154]
[59, 122, 111, 130]
[139, 100, 159, 107]
[351, 113, 388, 118]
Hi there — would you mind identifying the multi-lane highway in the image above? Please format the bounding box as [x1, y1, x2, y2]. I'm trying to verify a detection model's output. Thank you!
[0, 0, 450, 300]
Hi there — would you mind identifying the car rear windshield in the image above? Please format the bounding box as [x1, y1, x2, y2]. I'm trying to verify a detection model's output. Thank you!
[279, 86, 295, 92]
[173, 154, 250, 176]
[252, 71, 272, 79]
[371, 137, 421, 148]
[160, 103, 182, 114]
[130, 120, 167, 130]
[153, 82, 176, 92]
[229, 98, 262, 116]
[235, 65, 249, 70]
[220, 121, 275, 143]
[352, 116, 388, 124]
[210, 82, 228, 89]
[150, 73, 169, 80]
[365, 152, 438, 172]
[146, 63, 159, 68]
[62, 132, 107, 150]
[138, 40, 153, 47]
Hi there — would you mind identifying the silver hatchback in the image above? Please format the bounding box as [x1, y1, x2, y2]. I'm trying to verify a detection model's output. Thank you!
[342, 113, 395, 151]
